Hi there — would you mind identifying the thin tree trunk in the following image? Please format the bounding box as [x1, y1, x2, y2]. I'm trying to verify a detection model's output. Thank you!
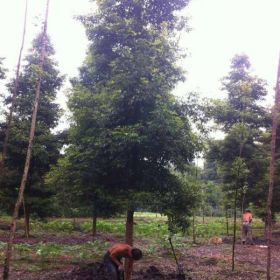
[241, 192, 246, 215]
[125, 209, 134, 280]
[192, 214, 196, 244]
[231, 139, 244, 271]
[3, 1, 50, 279]
[232, 189, 237, 271]
[22, 198, 30, 238]
[92, 212, 97, 238]
[202, 206, 205, 224]
[226, 209, 229, 236]
[73, 217, 77, 229]
[0, 0, 28, 169]
[266, 54, 280, 280]
[25, 211, 30, 239]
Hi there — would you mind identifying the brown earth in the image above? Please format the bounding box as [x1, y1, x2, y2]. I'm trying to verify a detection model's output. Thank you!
[1, 231, 280, 279]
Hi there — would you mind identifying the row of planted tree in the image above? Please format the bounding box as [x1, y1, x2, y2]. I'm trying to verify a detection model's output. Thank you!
[0, 0, 280, 279]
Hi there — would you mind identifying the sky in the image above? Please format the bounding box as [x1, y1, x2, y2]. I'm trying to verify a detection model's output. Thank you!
[0, 0, 280, 128]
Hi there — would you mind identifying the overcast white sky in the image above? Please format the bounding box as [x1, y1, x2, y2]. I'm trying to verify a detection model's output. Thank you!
[0, 0, 280, 128]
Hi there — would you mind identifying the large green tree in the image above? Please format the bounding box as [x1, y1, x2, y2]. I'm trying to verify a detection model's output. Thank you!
[68, 3, 197, 276]
[0, 33, 64, 229]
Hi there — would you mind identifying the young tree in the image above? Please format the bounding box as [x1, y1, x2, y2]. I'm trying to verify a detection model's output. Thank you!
[206, 54, 270, 271]
[0, 30, 63, 230]
[45, 153, 123, 237]
[2, 1, 63, 278]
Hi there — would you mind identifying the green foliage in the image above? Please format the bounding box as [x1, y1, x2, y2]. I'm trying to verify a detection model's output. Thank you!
[80, 220, 125, 235]
[205, 54, 270, 211]
[80, 219, 168, 237]
[0, 57, 6, 80]
[153, 173, 201, 233]
[55, 0, 199, 233]
[0, 32, 64, 218]
[4, 239, 110, 264]
[35, 220, 74, 233]
[192, 222, 225, 237]
[209, 54, 269, 132]
[200, 182, 225, 216]
[36, 242, 62, 259]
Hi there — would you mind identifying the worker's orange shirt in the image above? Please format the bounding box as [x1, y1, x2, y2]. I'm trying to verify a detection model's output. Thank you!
[242, 212, 252, 223]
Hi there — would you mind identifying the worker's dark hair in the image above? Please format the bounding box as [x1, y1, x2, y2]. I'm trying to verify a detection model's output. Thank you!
[131, 248, 142, 260]
[245, 209, 251, 213]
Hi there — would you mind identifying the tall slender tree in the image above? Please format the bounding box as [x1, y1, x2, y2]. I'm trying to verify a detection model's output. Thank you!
[69, 0, 196, 278]
[206, 54, 270, 271]
[0, 31, 63, 219]
[3, 1, 51, 278]
[266, 54, 280, 280]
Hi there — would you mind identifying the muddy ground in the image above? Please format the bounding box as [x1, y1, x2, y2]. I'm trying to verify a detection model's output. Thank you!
[1, 241, 280, 279]
[4, 263, 189, 280]
[1, 230, 280, 279]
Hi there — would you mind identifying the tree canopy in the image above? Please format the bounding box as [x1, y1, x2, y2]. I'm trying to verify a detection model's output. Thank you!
[61, 0, 199, 232]
[0, 32, 64, 219]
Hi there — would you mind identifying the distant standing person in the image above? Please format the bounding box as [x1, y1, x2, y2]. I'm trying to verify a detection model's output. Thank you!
[242, 209, 253, 245]
[103, 243, 143, 280]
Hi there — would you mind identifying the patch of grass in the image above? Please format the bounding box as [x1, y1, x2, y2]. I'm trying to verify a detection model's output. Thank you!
[190, 217, 265, 238]
[135, 223, 168, 237]
[33, 220, 74, 233]
[0, 239, 110, 271]
[193, 222, 225, 237]
[80, 219, 168, 237]
[80, 220, 125, 235]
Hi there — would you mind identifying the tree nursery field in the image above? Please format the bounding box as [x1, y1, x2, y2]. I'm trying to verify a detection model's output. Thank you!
[0, 213, 280, 280]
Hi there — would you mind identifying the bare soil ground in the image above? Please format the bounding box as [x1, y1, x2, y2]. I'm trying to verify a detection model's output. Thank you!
[1, 228, 280, 279]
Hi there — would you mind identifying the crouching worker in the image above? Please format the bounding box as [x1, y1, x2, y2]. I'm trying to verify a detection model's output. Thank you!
[103, 243, 142, 280]
[242, 209, 253, 245]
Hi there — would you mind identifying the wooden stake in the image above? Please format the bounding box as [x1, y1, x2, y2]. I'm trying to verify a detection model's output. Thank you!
[266, 53, 280, 280]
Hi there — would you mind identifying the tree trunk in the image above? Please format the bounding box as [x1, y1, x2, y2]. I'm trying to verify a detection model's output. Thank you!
[231, 137, 244, 272]
[202, 207, 205, 224]
[232, 189, 238, 271]
[241, 191, 246, 216]
[266, 54, 280, 280]
[125, 209, 134, 280]
[3, 1, 50, 279]
[73, 217, 77, 229]
[92, 213, 97, 238]
[226, 209, 229, 236]
[25, 212, 30, 239]
[0, 0, 28, 169]
[192, 215, 196, 244]
[23, 199, 30, 238]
